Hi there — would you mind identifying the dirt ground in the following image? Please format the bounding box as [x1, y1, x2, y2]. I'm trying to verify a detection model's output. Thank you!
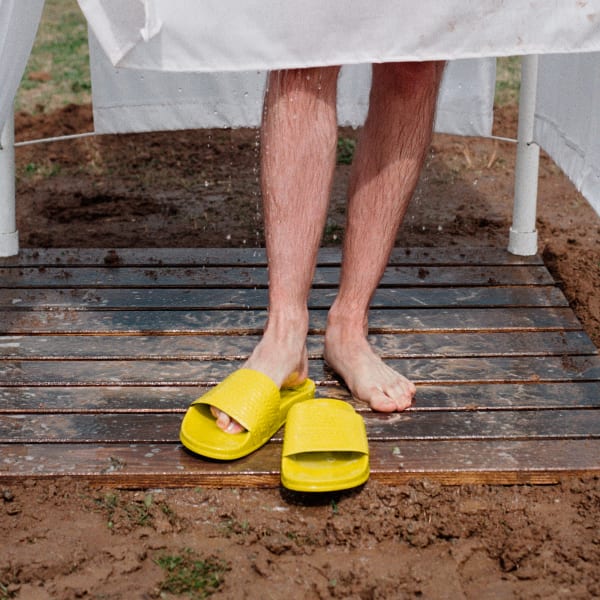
[1, 104, 599, 599]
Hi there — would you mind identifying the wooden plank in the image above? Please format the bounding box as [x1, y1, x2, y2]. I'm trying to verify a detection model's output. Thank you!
[0, 442, 283, 486]
[0, 247, 544, 268]
[0, 439, 596, 486]
[1, 330, 594, 360]
[1, 408, 599, 443]
[0, 307, 583, 335]
[0, 265, 555, 288]
[0, 386, 197, 413]
[1, 355, 599, 386]
[322, 382, 600, 411]
[1, 382, 598, 413]
[363, 410, 600, 441]
[367, 331, 596, 358]
[0, 285, 569, 310]
[369, 439, 600, 485]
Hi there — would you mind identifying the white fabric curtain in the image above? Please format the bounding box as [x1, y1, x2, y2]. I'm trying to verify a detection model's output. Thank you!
[535, 53, 600, 216]
[89, 27, 496, 137]
[0, 0, 45, 134]
[79, 0, 600, 71]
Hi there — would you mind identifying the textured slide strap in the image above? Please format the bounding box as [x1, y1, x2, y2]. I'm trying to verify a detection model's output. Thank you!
[192, 369, 279, 432]
[282, 399, 369, 457]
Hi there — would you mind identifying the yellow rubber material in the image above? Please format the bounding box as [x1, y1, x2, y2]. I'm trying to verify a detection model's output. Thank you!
[281, 398, 370, 492]
[179, 369, 315, 460]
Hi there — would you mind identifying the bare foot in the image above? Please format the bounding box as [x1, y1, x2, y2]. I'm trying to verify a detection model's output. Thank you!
[323, 327, 415, 411]
[210, 325, 309, 433]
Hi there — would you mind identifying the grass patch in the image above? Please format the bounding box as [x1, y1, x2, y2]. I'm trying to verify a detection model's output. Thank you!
[0, 577, 18, 600]
[0, 582, 12, 600]
[495, 56, 521, 107]
[337, 137, 356, 164]
[156, 550, 230, 599]
[20, 161, 62, 180]
[94, 491, 155, 530]
[323, 220, 343, 244]
[16, 0, 91, 114]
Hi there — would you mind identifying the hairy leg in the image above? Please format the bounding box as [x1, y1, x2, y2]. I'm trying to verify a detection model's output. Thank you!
[214, 66, 341, 432]
[324, 61, 445, 412]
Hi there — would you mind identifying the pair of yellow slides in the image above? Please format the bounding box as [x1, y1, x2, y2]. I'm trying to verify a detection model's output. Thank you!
[179, 368, 369, 492]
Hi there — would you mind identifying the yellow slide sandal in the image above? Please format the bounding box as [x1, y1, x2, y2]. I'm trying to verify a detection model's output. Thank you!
[281, 398, 370, 492]
[180, 369, 315, 460]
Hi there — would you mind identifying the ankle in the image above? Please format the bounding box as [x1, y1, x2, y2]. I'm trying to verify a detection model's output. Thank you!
[326, 305, 368, 340]
[264, 309, 309, 342]
[253, 332, 306, 374]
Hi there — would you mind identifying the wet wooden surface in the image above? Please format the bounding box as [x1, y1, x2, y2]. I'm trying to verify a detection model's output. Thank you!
[0, 247, 598, 487]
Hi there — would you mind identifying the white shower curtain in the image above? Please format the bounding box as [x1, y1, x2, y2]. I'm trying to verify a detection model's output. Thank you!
[0, 0, 45, 133]
[78, 0, 600, 71]
[535, 53, 600, 216]
[88, 28, 497, 138]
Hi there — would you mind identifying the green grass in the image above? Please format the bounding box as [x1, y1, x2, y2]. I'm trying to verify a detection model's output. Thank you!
[337, 137, 356, 164]
[94, 491, 155, 529]
[16, 0, 91, 114]
[495, 56, 521, 107]
[0, 582, 12, 600]
[156, 550, 230, 599]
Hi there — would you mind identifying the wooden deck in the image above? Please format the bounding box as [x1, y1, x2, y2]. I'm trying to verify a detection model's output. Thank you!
[0, 247, 599, 488]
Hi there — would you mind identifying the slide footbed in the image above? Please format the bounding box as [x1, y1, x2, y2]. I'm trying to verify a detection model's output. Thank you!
[281, 398, 370, 492]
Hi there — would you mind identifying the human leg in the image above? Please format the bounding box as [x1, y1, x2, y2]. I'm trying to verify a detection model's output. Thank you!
[214, 66, 341, 432]
[324, 61, 445, 412]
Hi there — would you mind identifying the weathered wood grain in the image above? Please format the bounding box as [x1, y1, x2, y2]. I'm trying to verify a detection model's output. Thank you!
[1, 330, 593, 360]
[1, 408, 599, 443]
[1, 355, 599, 386]
[369, 438, 600, 485]
[0, 439, 598, 487]
[0, 307, 583, 335]
[1, 381, 598, 413]
[0, 285, 568, 310]
[0, 247, 544, 268]
[0, 265, 554, 289]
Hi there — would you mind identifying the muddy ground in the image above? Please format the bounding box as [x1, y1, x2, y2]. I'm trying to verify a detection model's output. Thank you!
[1, 104, 599, 599]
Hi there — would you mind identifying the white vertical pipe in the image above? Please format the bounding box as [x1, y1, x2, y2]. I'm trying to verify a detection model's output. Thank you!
[0, 107, 19, 257]
[508, 54, 540, 256]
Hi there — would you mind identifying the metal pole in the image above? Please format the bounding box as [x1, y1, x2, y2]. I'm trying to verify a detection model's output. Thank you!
[508, 54, 540, 256]
[0, 107, 18, 257]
